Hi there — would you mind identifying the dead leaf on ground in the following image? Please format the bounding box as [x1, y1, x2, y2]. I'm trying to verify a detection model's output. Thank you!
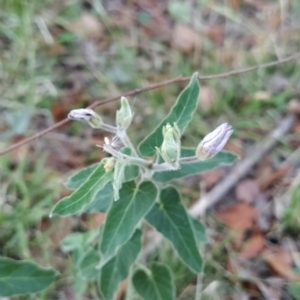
[224, 138, 244, 158]
[289, 100, 300, 115]
[200, 168, 224, 189]
[116, 279, 128, 300]
[80, 212, 106, 230]
[198, 86, 217, 112]
[215, 203, 258, 231]
[238, 232, 265, 259]
[206, 24, 225, 44]
[235, 179, 261, 204]
[292, 117, 300, 134]
[171, 24, 201, 54]
[38, 217, 73, 247]
[259, 167, 288, 190]
[71, 14, 104, 38]
[262, 246, 300, 281]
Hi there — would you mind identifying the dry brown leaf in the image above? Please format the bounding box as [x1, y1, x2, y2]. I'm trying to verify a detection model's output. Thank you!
[110, 8, 135, 29]
[116, 279, 128, 300]
[262, 246, 300, 281]
[206, 25, 225, 44]
[38, 217, 73, 247]
[239, 233, 265, 259]
[235, 179, 261, 204]
[80, 212, 106, 230]
[171, 24, 201, 54]
[215, 203, 258, 231]
[198, 86, 217, 112]
[292, 120, 300, 134]
[224, 138, 244, 158]
[259, 167, 288, 190]
[289, 100, 300, 114]
[200, 168, 224, 189]
[71, 14, 103, 38]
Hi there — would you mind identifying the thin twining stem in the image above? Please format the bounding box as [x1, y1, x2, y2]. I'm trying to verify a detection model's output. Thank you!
[1, 51, 300, 157]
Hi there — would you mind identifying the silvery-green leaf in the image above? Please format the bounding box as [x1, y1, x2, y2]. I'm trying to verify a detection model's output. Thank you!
[132, 263, 175, 300]
[153, 148, 238, 182]
[139, 73, 200, 157]
[51, 161, 113, 216]
[100, 181, 157, 266]
[99, 230, 142, 300]
[146, 186, 203, 273]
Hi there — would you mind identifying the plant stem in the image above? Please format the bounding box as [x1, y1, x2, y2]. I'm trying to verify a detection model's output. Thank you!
[100, 123, 117, 134]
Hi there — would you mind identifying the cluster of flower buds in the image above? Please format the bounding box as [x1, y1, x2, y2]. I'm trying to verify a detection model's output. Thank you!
[155, 123, 181, 169]
[196, 123, 233, 160]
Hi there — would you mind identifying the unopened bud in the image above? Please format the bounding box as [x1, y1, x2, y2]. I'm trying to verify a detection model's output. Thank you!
[116, 97, 133, 129]
[155, 123, 181, 169]
[196, 123, 233, 160]
[103, 157, 115, 173]
[68, 108, 102, 128]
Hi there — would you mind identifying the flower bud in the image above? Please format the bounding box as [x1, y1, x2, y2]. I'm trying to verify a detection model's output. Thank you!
[103, 157, 115, 173]
[116, 97, 133, 129]
[68, 108, 102, 128]
[196, 123, 233, 160]
[155, 123, 181, 169]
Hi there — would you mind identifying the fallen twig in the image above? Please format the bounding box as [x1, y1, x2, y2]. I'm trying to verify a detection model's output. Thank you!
[1, 52, 300, 157]
[189, 114, 296, 218]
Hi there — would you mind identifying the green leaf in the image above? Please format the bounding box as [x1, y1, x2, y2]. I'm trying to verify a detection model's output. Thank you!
[65, 155, 138, 191]
[132, 263, 175, 300]
[83, 182, 113, 213]
[79, 248, 101, 280]
[99, 229, 142, 300]
[65, 163, 98, 190]
[51, 161, 113, 216]
[190, 216, 208, 244]
[138, 73, 200, 157]
[100, 180, 157, 265]
[145, 186, 203, 273]
[153, 148, 238, 182]
[0, 257, 58, 297]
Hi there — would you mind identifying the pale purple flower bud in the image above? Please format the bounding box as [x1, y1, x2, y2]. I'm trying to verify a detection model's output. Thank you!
[196, 123, 233, 160]
[68, 108, 102, 128]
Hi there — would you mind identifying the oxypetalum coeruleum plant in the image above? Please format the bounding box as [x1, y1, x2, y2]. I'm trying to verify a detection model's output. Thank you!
[0, 73, 237, 300]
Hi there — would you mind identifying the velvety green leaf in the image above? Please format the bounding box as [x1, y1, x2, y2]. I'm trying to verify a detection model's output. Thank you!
[79, 248, 101, 280]
[132, 263, 175, 300]
[190, 216, 208, 244]
[51, 161, 113, 216]
[99, 229, 142, 300]
[100, 180, 157, 266]
[65, 163, 98, 190]
[138, 73, 200, 157]
[153, 148, 238, 182]
[146, 186, 203, 273]
[65, 152, 138, 191]
[0, 257, 58, 297]
[83, 183, 113, 213]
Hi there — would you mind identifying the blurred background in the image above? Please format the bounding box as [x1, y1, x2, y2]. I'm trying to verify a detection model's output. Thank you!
[1, 0, 300, 299]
